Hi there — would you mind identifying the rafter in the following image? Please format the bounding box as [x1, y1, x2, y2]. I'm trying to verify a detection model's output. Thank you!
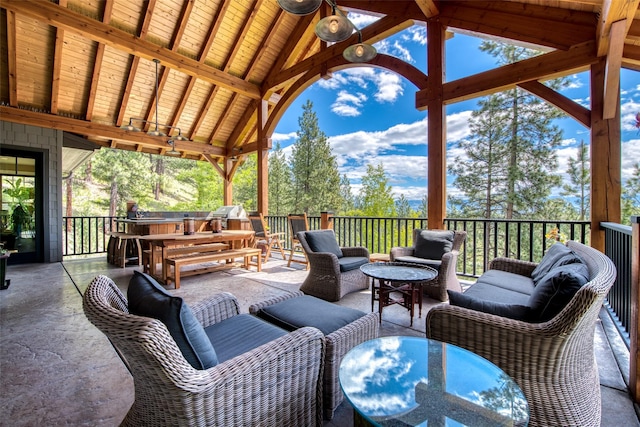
[6, 10, 17, 107]
[85, 0, 113, 121]
[2, 0, 261, 100]
[50, 0, 67, 115]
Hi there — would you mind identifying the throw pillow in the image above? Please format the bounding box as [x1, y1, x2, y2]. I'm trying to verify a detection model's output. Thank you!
[530, 243, 583, 284]
[414, 229, 454, 260]
[304, 230, 343, 258]
[127, 271, 218, 369]
[447, 290, 531, 321]
[527, 262, 589, 322]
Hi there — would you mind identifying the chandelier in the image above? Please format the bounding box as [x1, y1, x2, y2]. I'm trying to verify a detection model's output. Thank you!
[277, 0, 377, 62]
[120, 58, 190, 155]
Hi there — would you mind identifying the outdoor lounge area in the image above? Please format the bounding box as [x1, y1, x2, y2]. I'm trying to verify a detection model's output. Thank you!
[0, 252, 638, 426]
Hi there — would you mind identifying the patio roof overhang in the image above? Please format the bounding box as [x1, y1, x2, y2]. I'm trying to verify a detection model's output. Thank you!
[1, 0, 638, 249]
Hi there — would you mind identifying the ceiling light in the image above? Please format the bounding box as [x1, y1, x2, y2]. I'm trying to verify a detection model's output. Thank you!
[315, 4, 353, 42]
[166, 140, 181, 156]
[120, 118, 141, 132]
[277, 0, 322, 15]
[147, 59, 166, 137]
[343, 34, 377, 62]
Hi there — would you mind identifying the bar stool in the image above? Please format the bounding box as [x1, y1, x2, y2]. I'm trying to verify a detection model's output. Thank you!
[110, 233, 142, 268]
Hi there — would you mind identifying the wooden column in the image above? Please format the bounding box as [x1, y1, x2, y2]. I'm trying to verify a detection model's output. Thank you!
[590, 58, 621, 250]
[321, 211, 334, 229]
[223, 157, 233, 206]
[426, 18, 446, 230]
[257, 99, 270, 214]
[630, 215, 640, 402]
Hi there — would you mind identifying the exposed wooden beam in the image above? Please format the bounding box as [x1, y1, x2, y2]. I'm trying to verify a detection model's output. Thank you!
[517, 81, 591, 128]
[50, 0, 67, 115]
[265, 14, 413, 90]
[416, 41, 598, 108]
[604, 20, 627, 119]
[6, 10, 17, 107]
[0, 106, 225, 156]
[339, 1, 426, 20]
[623, 43, 640, 70]
[413, 0, 439, 18]
[596, 0, 639, 56]
[85, 0, 113, 121]
[3, 0, 261, 99]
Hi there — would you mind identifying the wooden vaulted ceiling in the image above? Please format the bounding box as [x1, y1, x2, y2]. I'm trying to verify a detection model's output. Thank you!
[0, 0, 639, 164]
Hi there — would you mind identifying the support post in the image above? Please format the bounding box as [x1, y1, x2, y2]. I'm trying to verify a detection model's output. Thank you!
[257, 99, 270, 214]
[321, 211, 334, 230]
[630, 216, 640, 402]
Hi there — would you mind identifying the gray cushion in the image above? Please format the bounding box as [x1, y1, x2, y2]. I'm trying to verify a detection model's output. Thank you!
[204, 314, 287, 363]
[448, 290, 531, 321]
[531, 243, 583, 284]
[127, 271, 218, 369]
[476, 270, 536, 296]
[394, 256, 441, 271]
[414, 230, 454, 260]
[462, 281, 531, 306]
[528, 262, 589, 322]
[338, 256, 369, 272]
[256, 295, 366, 335]
[305, 230, 343, 258]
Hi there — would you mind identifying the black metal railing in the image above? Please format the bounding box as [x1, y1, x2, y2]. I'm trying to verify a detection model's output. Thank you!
[62, 216, 125, 257]
[602, 222, 633, 347]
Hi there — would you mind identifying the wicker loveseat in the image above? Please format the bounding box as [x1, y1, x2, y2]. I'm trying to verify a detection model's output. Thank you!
[426, 241, 616, 427]
[83, 274, 325, 427]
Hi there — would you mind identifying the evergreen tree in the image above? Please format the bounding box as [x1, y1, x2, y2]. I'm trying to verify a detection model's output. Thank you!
[450, 42, 564, 220]
[233, 154, 258, 211]
[419, 194, 428, 218]
[359, 164, 396, 217]
[622, 162, 640, 225]
[339, 174, 354, 214]
[560, 140, 590, 220]
[289, 100, 342, 214]
[395, 194, 414, 217]
[268, 142, 292, 215]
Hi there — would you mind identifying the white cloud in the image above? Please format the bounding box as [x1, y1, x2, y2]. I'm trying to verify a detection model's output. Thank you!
[271, 131, 297, 142]
[373, 72, 403, 103]
[446, 111, 473, 142]
[331, 90, 368, 116]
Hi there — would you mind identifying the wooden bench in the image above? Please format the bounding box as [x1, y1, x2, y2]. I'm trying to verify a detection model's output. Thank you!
[142, 243, 230, 274]
[164, 247, 262, 289]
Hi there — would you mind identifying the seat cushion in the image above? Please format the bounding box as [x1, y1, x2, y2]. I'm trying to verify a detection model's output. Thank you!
[256, 295, 366, 335]
[305, 230, 343, 258]
[476, 270, 536, 296]
[462, 281, 531, 306]
[528, 262, 589, 322]
[394, 256, 441, 271]
[204, 314, 287, 363]
[127, 271, 218, 369]
[531, 243, 584, 284]
[414, 230, 454, 260]
[448, 290, 531, 321]
[339, 256, 369, 272]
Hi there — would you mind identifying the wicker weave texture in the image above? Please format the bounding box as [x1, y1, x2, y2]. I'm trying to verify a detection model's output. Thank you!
[297, 230, 370, 302]
[83, 275, 325, 427]
[425, 241, 616, 427]
[249, 293, 379, 419]
[390, 229, 467, 301]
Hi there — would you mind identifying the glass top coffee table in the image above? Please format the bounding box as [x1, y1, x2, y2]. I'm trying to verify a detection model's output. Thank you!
[360, 262, 437, 326]
[340, 336, 529, 426]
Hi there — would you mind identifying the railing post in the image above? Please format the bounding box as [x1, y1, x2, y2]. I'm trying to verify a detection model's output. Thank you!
[630, 215, 640, 403]
[321, 211, 334, 230]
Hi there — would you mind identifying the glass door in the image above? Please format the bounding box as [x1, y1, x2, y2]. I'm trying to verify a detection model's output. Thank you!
[0, 151, 42, 264]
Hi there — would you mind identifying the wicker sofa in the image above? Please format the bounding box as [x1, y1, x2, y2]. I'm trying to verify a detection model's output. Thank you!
[426, 241, 616, 427]
[83, 274, 325, 427]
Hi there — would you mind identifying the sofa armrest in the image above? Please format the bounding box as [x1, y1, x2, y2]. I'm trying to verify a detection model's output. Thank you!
[248, 291, 305, 314]
[341, 246, 369, 258]
[390, 246, 414, 261]
[190, 292, 240, 328]
[488, 257, 537, 277]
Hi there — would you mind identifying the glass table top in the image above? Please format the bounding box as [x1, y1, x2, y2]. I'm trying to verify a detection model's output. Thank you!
[360, 262, 437, 282]
[339, 336, 529, 427]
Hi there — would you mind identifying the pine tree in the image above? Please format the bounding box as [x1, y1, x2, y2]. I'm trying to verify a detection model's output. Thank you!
[339, 174, 354, 214]
[359, 164, 395, 217]
[289, 100, 342, 214]
[268, 142, 292, 215]
[395, 194, 414, 217]
[233, 154, 258, 211]
[622, 162, 640, 225]
[560, 140, 590, 220]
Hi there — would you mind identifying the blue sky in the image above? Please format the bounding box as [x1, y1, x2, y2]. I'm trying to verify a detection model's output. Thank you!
[272, 13, 640, 203]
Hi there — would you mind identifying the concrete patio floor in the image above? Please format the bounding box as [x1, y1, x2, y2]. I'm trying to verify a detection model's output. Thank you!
[0, 255, 638, 426]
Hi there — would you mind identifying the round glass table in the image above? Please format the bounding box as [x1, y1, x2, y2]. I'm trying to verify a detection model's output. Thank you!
[360, 262, 437, 326]
[339, 336, 529, 426]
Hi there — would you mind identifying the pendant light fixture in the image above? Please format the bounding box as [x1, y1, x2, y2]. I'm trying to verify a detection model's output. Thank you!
[277, 0, 322, 15]
[166, 139, 181, 156]
[279, 0, 376, 63]
[147, 59, 166, 137]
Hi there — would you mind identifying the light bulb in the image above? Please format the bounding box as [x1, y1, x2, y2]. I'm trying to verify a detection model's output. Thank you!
[355, 44, 364, 57]
[329, 17, 339, 34]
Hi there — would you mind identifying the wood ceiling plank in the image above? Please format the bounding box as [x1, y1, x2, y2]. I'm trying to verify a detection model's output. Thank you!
[6, 10, 17, 106]
[597, 0, 639, 56]
[339, 1, 426, 20]
[3, 0, 260, 99]
[623, 43, 640, 69]
[85, 0, 113, 121]
[50, 0, 67, 115]
[518, 80, 591, 128]
[416, 41, 598, 107]
[603, 19, 626, 119]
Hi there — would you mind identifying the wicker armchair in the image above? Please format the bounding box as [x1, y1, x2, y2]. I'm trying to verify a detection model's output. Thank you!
[425, 241, 616, 427]
[298, 229, 369, 302]
[390, 229, 467, 301]
[83, 275, 325, 427]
